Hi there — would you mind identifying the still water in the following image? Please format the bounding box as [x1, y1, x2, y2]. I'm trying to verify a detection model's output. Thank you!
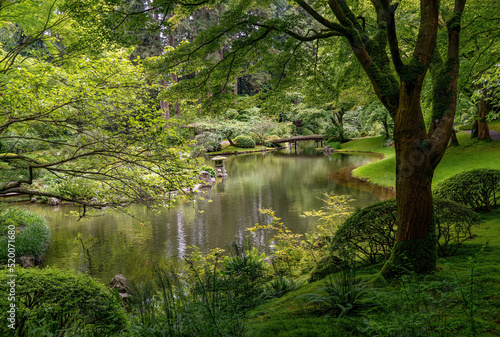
[26, 147, 394, 283]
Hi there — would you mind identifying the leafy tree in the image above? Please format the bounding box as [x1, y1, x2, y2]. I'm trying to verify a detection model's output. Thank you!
[457, 0, 500, 139]
[68, 0, 499, 274]
[141, 0, 478, 275]
[0, 51, 199, 212]
[0, 1, 201, 214]
[194, 117, 252, 146]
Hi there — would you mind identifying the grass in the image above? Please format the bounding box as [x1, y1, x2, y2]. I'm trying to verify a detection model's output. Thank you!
[245, 132, 500, 336]
[0, 206, 50, 262]
[338, 132, 500, 188]
[247, 208, 500, 336]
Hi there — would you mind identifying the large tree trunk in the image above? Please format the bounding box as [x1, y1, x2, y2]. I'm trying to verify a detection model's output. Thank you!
[381, 83, 437, 276]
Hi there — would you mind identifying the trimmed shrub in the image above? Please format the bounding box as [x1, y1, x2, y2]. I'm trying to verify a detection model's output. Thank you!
[234, 135, 255, 148]
[200, 165, 216, 178]
[250, 133, 262, 145]
[0, 267, 128, 336]
[434, 168, 500, 212]
[329, 198, 481, 266]
[205, 141, 222, 152]
[264, 134, 282, 148]
[331, 199, 398, 265]
[0, 207, 50, 263]
[434, 199, 481, 256]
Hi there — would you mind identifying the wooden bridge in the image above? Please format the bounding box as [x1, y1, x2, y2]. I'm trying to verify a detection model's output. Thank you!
[269, 135, 324, 152]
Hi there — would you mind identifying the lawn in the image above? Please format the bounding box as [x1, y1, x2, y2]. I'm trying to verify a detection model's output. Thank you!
[339, 132, 500, 188]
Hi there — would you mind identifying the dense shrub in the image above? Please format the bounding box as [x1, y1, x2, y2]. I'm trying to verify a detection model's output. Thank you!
[0, 267, 128, 336]
[331, 199, 398, 265]
[200, 165, 216, 178]
[0, 207, 50, 263]
[434, 199, 481, 256]
[205, 141, 222, 152]
[301, 128, 314, 136]
[234, 135, 256, 148]
[264, 134, 282, 147]
[324, 125, 346, 142]
[434, 168, 500, 212]
[250, 133, 262, 145]
[329, 198, 481, 265]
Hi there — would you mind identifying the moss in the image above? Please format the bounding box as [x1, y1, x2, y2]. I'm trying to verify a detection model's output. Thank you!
[366, 63, 399, 108]
[308, 255, 342, 282]
[419, 138, 430, 150]
[400, 57, 426, 82]
[419, 118, 426, 130]
[381, 215, 437, 278]
[431, 59, 457, 120]
[447, 11, 462, 32]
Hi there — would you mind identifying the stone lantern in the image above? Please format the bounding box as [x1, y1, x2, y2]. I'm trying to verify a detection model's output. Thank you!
[211, 156, 227, 177]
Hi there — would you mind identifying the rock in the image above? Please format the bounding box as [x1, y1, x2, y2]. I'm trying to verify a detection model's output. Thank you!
[47, 198, 61, 206]
[261, 146, 266, 151]
[109, 274, 131, 293]
[199, 171, 213, 187]
[19, 255, 35, 268]
[323, 145, 335, 155]
[30, 196, 38, 203]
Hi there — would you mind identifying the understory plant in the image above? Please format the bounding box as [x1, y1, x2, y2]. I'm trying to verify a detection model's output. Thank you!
[127, 245, 271, 337]
[0, 206, 50, 262]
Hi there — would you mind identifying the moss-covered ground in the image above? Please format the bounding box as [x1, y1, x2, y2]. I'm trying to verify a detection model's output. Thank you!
[246, 132, 500, 336]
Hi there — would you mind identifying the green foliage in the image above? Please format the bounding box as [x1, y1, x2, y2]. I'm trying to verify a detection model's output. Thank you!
[324, 125, 346, 143]
[264, 134, 282, 148]
[262, 275, 297, 299]
[247, 209, 311, 277]
[234, 135, 256, 149]
[434, 169, 500, 212]
[0, 51, 200, 211]
[330, 198, 481, 267]
[0, 207, 50, 262]
[250, 132, 262, 145]
[434, 199, 481, 256]
[332, 199, 398, 265]
[128, 245, 269, 337]
[303, 266, 367, 318]
[200, 165, 216, 178]
[326, 141, 342, 149]
[0, 267, 128, 336]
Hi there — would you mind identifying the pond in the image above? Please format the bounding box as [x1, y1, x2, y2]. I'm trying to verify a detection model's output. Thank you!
[25, 146, 394, 283]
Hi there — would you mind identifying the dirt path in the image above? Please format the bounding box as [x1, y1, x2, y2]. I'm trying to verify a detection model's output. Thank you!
[463, 130, 500, 141]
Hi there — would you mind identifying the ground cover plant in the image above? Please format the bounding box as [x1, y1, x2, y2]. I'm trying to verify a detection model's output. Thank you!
[0, 206, 50, 263]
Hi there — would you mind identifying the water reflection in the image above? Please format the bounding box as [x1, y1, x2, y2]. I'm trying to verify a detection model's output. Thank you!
[26, 148, 394, 283]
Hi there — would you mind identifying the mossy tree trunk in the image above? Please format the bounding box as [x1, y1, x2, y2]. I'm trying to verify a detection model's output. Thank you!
[294, 0, 466, 276]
